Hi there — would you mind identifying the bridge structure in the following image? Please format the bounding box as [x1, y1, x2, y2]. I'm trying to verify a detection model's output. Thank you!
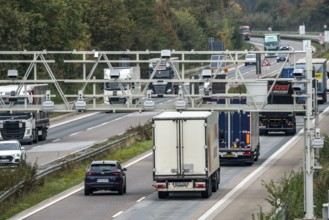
[0, 49, 308, 113]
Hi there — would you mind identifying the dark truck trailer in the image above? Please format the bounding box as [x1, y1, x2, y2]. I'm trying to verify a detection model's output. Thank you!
[217, 98, 260, 166]
[218, 111, 260, 166]
[0, 112, 49, 144]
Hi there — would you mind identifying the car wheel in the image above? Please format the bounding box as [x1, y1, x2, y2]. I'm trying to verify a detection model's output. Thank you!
[123, 184, 126, 194]
[84, 188, 92, 196]
[118, 185, 124, 195]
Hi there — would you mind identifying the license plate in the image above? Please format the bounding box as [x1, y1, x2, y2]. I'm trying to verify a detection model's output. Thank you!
[97, 178, 109, 183]
[226, 153, 237, 158]
[0, 159, 9, 162]
[174, 182, 187, 187]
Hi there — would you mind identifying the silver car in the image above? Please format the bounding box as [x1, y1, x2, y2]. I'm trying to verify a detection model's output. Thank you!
[245, 53, 257, 66]
[0, 140, 26, 165]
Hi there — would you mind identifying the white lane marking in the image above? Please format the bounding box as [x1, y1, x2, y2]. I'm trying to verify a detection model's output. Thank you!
[199, 129, 304, 219]
[52, 139, 61, 143]
[68, 132, 80, 136]
[50, 112, 99, 128]
[112, 211, 123, 218]
[136, 197, 145, 203]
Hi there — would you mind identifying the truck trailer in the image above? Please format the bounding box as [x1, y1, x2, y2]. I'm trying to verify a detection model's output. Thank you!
[152, 111, 220, 199]
[218, 110, 260, 165]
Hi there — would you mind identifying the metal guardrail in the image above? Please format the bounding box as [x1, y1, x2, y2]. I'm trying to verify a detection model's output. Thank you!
[0, 135, 131, 203]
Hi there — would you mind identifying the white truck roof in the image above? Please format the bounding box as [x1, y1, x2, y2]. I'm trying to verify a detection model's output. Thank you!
[153, 111, 212, 119]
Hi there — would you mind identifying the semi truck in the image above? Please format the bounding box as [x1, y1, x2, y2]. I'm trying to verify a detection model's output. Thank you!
[239, 25, 251, 41]
[0, 111, 49, 144]
[147, 57, 179, 97]
[152, 111, 220, 199]
[295, 58, 328, 104]
[103, 67, 141, 104]
[0, 84, 50, 144]
[259, 67, 297, 135]
[264, 33, 280, 57]
[0, 84, 48, 105]
[218, 107, 260, 165]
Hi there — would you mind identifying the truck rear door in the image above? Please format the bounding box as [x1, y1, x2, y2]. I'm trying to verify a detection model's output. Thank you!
[153, 119, 206, 176]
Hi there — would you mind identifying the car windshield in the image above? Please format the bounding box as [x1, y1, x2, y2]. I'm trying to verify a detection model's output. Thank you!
[0, 143, 20, 151]
[90, 164, 118, 171]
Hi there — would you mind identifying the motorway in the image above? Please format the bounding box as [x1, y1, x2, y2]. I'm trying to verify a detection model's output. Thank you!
[8, 38, 326, 220]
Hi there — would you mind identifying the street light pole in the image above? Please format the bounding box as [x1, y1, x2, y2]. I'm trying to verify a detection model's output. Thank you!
[304, 47, 315, 219]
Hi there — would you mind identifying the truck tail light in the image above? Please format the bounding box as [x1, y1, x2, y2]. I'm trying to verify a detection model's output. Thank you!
[243, 152, 251, 156]
[156, 183, 166, 189]
[196, 183, 205, 188]
[246, 133, 250, 145]
[287, 121, 294, 127]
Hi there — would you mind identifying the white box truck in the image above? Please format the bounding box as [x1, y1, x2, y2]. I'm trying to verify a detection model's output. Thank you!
[152, 111, 220, 199]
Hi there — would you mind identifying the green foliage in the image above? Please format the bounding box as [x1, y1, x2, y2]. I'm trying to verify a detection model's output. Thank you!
[255, 136, 329, 219]
[171, 9, 207, 50]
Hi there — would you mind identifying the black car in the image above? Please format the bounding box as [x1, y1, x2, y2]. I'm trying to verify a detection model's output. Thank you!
[280, 45, 290, 50]
[84, 160, 127, 195]
[276, 53, 289, 62]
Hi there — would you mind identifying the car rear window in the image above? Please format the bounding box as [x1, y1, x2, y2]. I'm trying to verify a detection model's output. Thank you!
[0, 143, 20, 151]
[90, 164, 118, 171]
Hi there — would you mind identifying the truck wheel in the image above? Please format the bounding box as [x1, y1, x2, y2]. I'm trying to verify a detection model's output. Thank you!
[212, 172, 219, 192]
[158, 191, 169, 199]
[254, 146, 260, 162]
[39, 128, 46, 141]
[33, 129, 39, 144]
[246, 152, 254, 166]
[201, 180, 212, 198]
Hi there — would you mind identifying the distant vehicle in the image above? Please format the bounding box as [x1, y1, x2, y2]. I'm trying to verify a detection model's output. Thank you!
[147, 51, 180, 97]
[259, 67, 297, 136]
[239, 25, 250, 41]
[296, 58, 328, 104]
[0, 140, 26, 165]
[103, 67, 141, 105]
[0, 84, 48, 105]
[276, 53, 289, 62]
[264, 33, 281, 57]
[84, 160, 127, 195]
[280, 45, 290, 50]
[245, 53, 257, 66]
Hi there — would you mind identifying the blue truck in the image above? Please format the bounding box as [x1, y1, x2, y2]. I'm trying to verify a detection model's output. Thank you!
[218, 99, 260, 166]
[295, 58, 328, 104]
